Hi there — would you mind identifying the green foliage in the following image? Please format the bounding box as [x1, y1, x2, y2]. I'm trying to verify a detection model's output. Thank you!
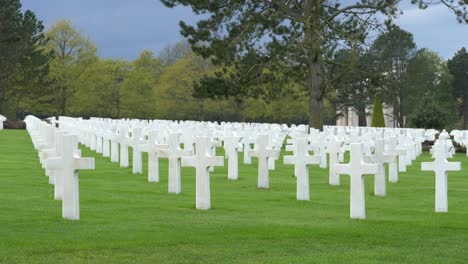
[44, 19, 98, 115]
[448, 47, 468, 128]
[2, 5, 466, 127]
[160, 0, 467, 128]
[332, 48, 377, 126]
[406, 50, 458, 129]
[371, 96, 386, 127]
[370, 25, 417, 127]
[448, 48, 468, 98]
[410, 96, 450, 129]
[0, 0, 48, 118]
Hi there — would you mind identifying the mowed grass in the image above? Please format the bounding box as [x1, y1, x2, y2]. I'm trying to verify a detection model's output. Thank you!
[1, 130, 468, 263]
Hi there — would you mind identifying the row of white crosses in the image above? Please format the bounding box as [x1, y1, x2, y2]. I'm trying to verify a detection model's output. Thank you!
[24, 116, 95, 220]
[56, 117, 291, 209]
[283, 126, 435, 219]
[50, 116, 451, 219]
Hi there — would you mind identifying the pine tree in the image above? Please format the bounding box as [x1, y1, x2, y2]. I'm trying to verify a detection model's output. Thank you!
[371, 96, 385, 127]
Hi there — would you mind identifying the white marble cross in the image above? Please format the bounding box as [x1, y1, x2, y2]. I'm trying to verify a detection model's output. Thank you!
[364, 139, 396, 197]
[130, 127, 144, 174]
[241, 134, 255, 164]
[159, 133, 193, 194]
[43, 130, 67, 200]
[421, 141, 461, 213]
[326, 136, 343, 186]
[102, 131, 111, 158]
[223, 132, 242, 180]
[318, 135, 328, 169]
[139, 130, 168, 183]
[0, 114, 5, 130]
[95, 130, 103, 154]
[335, 143, 378, 219]
[284, 137, 320, 201]
[386, 136, 405, 183]
[182, 137, 224, 210]
[118, 127, 129, 168]
[46, 134, 95, 220]
[109, 128, 119, 162]
[249, 135, 280, 189]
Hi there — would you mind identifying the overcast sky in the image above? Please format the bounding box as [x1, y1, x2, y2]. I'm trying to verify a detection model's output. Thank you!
[21, 0, 467, 60]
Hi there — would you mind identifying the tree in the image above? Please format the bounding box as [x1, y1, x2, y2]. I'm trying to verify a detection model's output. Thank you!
[71, 59, 131, 118]
[45, 19, 97, 115]
[122, 50, 162, 118]
[161, 0, 467, 129]
[448, 47, 468, 128]
[371, 96, 385, 127]
[407, 50, 457, 128]
[332, 48, 377, 126]
[159, 40, 192, 65]
[156, 51, 216, 120]
[0, 0, 47, 117]
[370, 25, 416, 127]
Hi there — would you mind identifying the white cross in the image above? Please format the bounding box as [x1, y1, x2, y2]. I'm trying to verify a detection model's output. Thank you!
[102, 130, 111, 158]
[421, 141, 461, 213]
[318, 136, 327, 169]
[129, 127, 144, 174]
[335, 143, 378, 219]
[182, 137, 224, 210]
[386, 136, 405, 183]
[250, 135, 280, 189]
[364, 139, 396, 197]
[117, 127, 129, 168]
[95, 130, 103, 154]
[90, 129, 97, 151]
[284, 137, 320, 201]
[46, 134, 95, 220]
[43, 130, 68, 200]
[138, 130, 168, 183]
[223, 132, 242, 180]
[242, 134, 255, 164]
[159, 133, 193, 194]
[326, 136, 343, 186]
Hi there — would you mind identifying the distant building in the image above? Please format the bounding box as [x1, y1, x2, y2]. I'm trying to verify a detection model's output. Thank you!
[336, 104, 396, 127]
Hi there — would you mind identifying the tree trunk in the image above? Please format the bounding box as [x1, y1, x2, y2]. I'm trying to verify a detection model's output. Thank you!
[357, 105, 367, 127]
[236, 96, 246, 122]
[464, 93, 468, 129]
[397, 102, 404, 128]
[305, 0, 324, 130]
[60, 86, 67, 116]
[0, 86, 4, 115]
[344, 107, 349, 126]
[199, 98, 205, 121]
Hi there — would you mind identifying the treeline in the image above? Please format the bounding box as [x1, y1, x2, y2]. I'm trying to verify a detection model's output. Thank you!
[1, 1, 467, 129]
[331, 25, 468, 130]
[0, 3, 309, 124]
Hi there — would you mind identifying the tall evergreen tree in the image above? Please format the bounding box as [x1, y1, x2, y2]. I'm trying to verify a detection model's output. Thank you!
[371, 96, 385, 127]
[160, 0, 467, 129]
[0, 0, 47, 117]
[370, 25, 416, 127]
[448, 47, 468, 128]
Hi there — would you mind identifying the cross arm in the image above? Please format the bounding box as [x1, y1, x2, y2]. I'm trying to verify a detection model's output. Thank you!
[74, 157, 95, 170]
[421, 161, 435, 171]
[46, 157, 64, 170]
[445, 160, 461, 172]
[181, 156, 197, 167]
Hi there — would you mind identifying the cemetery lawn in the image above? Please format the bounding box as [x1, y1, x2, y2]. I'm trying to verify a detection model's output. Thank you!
[1, 130, 468, 264]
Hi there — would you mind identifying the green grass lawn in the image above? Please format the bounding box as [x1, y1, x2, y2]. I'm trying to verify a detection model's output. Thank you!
[1, 129, 468, 263]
